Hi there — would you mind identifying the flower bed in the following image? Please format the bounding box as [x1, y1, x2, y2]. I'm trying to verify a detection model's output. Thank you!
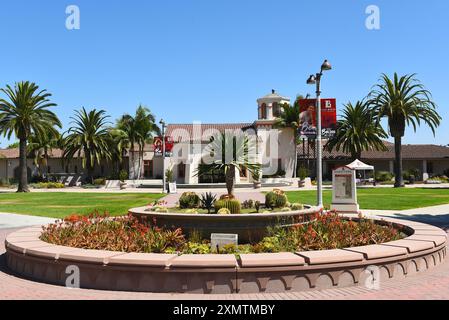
[40, 212, 405, 254]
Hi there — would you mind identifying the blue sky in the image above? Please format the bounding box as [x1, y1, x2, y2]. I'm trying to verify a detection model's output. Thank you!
[0, 0, 448, 147]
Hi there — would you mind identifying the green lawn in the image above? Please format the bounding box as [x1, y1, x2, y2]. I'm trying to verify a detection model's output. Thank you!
[0, 192, 164, 218]
[285, 188, 449, 211]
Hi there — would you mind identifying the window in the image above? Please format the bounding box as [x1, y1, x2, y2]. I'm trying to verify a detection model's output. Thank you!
[74, 165, 78, 174]
[428, 162, 434, 174]
[239, 165, 248, 178]
[48, 166, 51, 174]
[273, 102, 281, 117]
[178, 163, 186, 179]
[65, 165, 69, 173]
[260, 103, 267, 119]
[144, 160, 153, 178]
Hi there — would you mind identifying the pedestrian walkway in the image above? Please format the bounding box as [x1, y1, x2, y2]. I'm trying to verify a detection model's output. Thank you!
[0, 227, 449, 300]
[0, 213, 56, 230]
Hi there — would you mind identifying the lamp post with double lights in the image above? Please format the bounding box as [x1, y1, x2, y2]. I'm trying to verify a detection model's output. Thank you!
[306, 59, 332, 208]
[159, 119, 167, 194]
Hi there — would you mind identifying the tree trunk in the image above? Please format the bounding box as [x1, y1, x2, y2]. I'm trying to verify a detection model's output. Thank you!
[394, 135, 404, 188]
[17, 138, 29, 193]
[225, 166, 236, 196]
[293, 142, 298, 178]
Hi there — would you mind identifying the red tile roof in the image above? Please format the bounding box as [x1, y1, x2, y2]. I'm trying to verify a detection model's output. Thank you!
[297, 140, 449, 160]
[166, 123, 254, 142]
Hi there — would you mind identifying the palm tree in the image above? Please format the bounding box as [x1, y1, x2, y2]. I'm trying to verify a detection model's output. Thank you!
[28, 131, 62, 179]
[117, 105, 160, 179]
[107, 127, 130, 176]
[274, 95, 303, 177]
[325, 100, 388, 160]
[0, 81, 61, 192]
[195, 132, 260, 196]
[368, 73, 441, 187]
[63, 107, 111, 184]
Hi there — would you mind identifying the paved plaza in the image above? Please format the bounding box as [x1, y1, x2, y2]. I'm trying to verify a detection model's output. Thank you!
[1, 202, 449, 300]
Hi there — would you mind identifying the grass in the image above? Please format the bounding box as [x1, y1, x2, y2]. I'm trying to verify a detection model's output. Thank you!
[285, 188, 449, 211]
[0, 192, 164, 218]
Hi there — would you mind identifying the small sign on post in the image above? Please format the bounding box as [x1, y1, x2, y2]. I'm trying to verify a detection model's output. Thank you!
[211, 234, 238, 253]
[331, 166, 360, 214]
[168, 182, 177, 194]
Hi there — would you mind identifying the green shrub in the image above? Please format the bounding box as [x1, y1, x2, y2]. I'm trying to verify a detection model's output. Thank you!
[217, 208, 231, 214]
[179, 192, 200, 209]
[200, 192, 217, 214]
[281, 207, 292, 212]
[265, 189, 288, 209]
[291, 203, 304, 211]
[154, 207, 169, 213]
[93, 178, 106, 186]
[242, 199, 254, 209]
[375, 171, 394, 182]
[184, 209, 199, 214]
[119, 170, 128, 182]
[35, 182, 65, 189]
[214, 199, 241, 214]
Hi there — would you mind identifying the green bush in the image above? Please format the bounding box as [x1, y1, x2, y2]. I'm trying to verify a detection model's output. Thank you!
[93, 178, 106, 186]
[179, 192, 200, 209]
[35, 182, 65, 189]
[214, 199, 241, 214]
[291, 203, 304, 211]
[119, 170, 128, 182]
[265, 189, 288, 209]
[375, 171, 394, 182]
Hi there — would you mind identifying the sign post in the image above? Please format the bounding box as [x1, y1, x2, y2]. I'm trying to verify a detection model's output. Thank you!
[331, 166, 360, 214]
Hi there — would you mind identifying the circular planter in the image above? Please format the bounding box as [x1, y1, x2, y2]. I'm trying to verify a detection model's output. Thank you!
[5, 216, 447, 294]
[129, 206, 319, 242]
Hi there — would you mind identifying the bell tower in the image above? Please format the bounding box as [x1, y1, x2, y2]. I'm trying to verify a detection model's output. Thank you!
[256, 89, 290, 128]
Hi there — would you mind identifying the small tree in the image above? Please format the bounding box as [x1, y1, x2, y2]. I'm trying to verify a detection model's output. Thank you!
[195, 132, 260, 196]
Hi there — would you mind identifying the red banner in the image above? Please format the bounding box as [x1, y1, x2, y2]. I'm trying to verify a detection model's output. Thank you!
[298, 98, 337, 138]
[153, 136, 174, 157]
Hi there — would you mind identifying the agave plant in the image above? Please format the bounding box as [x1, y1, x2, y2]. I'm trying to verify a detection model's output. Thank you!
[200, 192, 217, 214]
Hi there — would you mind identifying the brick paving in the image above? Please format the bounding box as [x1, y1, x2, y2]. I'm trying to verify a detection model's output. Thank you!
[1, 227, 449, 300]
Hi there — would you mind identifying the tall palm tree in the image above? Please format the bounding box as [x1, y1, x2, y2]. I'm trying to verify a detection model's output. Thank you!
[63, 108, 111, 183]
[107, 127, 130, 176]
[0, 81, 61, 192]
[28, 131, 62, 179]
[195, 132, 260, 196]
[274, 95, 303, 177]
[325, 100, 388, 160]
[117, 105, 160, 179]
[368, 73, 441, 187]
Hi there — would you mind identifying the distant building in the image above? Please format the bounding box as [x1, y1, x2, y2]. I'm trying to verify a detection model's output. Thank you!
[298, 140, 449, 181]
[1, 90, 448, 185]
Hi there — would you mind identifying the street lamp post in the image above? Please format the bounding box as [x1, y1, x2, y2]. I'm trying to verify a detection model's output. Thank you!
[160, 119, 167, 194]
[307, 59, 332, 208]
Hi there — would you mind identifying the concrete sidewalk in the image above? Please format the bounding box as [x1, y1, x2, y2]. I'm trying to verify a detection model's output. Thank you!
[0, 213, 56, 230]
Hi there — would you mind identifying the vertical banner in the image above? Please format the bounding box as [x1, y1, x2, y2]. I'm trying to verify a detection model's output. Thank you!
[298, 98, 337, 138]
[153, 137, 174, 157]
